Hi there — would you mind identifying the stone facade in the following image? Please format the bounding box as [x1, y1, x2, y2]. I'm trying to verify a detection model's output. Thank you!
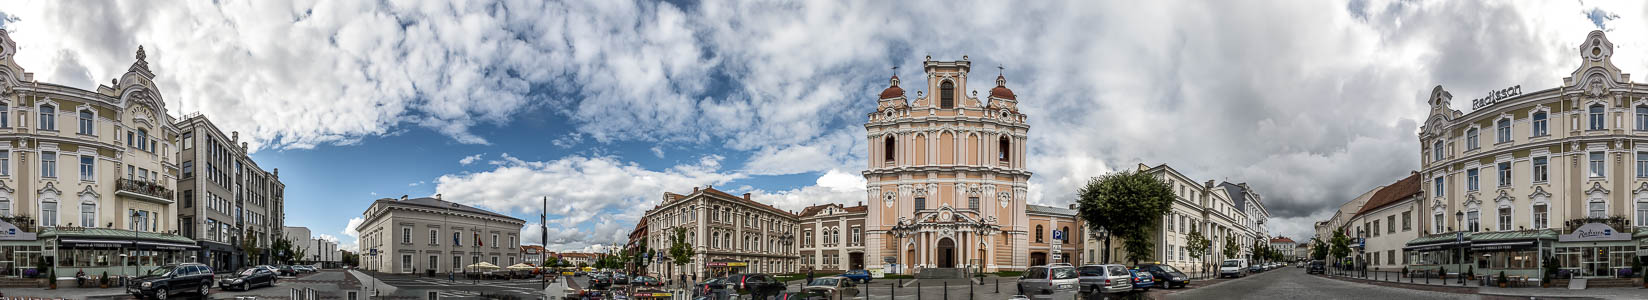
[797, 203, 867, 271]
[642, 186, 798, 278]
[355, 195, 524, 274]
[176, 114, 285, 271]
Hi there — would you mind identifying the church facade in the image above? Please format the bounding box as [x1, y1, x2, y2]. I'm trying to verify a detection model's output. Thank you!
[864, 56, 1070, 273]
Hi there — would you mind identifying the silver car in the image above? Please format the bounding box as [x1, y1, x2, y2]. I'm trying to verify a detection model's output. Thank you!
[1077, 264, 1133, 295]
[1017, 264, 1080, 296]
[801, 276, 860, 300]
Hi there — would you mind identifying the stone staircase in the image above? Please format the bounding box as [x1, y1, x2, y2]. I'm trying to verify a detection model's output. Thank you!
[0, 277, 41, 288]
[916, 268, 967, 279]
[1583, 278, 1638, 288]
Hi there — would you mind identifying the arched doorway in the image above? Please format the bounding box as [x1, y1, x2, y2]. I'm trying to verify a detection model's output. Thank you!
[937, 238, 957, 268]
[1030, 252, 1047, 266]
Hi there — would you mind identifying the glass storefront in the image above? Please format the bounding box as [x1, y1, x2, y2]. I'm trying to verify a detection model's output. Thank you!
[1553, 244, 1636, 278]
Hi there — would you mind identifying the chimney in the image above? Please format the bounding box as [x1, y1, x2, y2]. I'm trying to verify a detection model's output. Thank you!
[1069, 203, 1077, 210]
[742, 193, 751, 200]
[693, 187, 699, 193]
[857, 201, 863, 207]
[273, 168, 279, 178]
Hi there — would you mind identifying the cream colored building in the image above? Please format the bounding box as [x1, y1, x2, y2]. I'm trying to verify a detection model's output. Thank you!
[355, 195, 524, 274]
[642, 186, 797, 278]
[864, 56, 1033, 273]
[797, 202, 867, 272]
[1344, 173, 1422, 271]
[1114, 163, 1255, 275]
[1410, 30, 1648, 279]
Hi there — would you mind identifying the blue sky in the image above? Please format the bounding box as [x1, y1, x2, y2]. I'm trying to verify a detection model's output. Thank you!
[3, 0, 1644, 250]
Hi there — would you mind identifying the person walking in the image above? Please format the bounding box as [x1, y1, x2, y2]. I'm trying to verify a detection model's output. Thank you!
[806, 269, 815, 284]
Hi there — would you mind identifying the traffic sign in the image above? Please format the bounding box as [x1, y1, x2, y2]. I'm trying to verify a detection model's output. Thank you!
[1052, 229, 1065, 241]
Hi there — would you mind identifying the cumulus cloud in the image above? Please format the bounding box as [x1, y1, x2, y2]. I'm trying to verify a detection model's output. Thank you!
[459, 154, 484, 165]
[748, 169, 867, 212]
[339, 217, 365, 252]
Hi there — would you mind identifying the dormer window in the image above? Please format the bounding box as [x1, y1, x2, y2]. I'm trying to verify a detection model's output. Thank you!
[940, 81, 955, 109]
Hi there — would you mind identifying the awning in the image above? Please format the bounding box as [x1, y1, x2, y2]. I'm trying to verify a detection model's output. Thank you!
[1471, 241, 1534, 250]
[59, 239, 131, 248]
[136, 241, 199, 250]
[1403, 240, 1469, 251]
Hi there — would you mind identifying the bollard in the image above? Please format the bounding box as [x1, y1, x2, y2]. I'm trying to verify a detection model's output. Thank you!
[996, 278, 1000, 293]
[918, 281, 922, 299]
[970, 279, 975, 300]
[945, 281, 949, 299]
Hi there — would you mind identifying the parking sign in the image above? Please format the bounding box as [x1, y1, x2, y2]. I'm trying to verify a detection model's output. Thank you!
[1052, 229, 1064, 241]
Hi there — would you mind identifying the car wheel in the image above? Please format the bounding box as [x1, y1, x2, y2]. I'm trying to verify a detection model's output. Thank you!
[155, 288, 169, 300]
[199, 283, 210, 296]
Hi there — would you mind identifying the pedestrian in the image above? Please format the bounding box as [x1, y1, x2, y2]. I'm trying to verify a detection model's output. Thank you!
[807, 269, 814, 284]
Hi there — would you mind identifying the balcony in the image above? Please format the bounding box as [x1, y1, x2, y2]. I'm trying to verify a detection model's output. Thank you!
[117, 178, 176, 205]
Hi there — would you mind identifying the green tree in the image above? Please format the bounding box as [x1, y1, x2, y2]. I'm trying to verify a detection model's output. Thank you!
[341, 250, 359, 267]
[1221, 235, 1239, 260]
[668, 227, 696, 280]
[1185, 227, 1212, 272]
[1310, 238, 1327, 260]
[1329, 228, 1351, 266]
[241, 234, 263, 265]
[543, 256, 562, 268]
[1076, 171, 1174, 264]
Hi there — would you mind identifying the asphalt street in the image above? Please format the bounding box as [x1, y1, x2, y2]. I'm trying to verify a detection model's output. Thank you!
[1168, 267, 1477, 300]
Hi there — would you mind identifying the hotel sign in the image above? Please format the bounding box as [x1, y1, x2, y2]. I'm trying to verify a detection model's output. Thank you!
[1471, 85, 1523, 110]
[0, 218, 35, 241]
[1559, 222, 1630, 242]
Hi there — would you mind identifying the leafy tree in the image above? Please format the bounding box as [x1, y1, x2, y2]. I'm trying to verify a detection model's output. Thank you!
[668, 227, 696, 280]
[577, 262, 589, 269]
[1221, 235, 1239, 260]
[543, 256, 562, 267]
[1076, 171, 1174, 264]
[1185, 227, 1211, 271]
[341, 250, 359, 267]
[271, 236, 295, 265]
[1329, 228, 1351, 266]
[1310, 238, 1328, 260]
[241, 234, 262, 265]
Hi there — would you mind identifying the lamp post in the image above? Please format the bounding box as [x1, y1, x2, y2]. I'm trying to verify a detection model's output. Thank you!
[129, 211, 141, 286]
[1455, 211, 1464, 284]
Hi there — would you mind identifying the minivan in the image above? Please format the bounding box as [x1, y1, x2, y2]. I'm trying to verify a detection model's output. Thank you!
[1018, 264, 1080, 295]
[1076, 264, 1133, 295]
[1219, 259, 1249, 278]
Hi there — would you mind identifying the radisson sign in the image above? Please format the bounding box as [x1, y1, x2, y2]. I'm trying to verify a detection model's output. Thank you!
[1470, 85, 1523, 110]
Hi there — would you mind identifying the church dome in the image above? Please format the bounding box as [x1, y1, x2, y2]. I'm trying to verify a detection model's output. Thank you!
[989, 74, 1016, 100]
[879, 75, 905, 99]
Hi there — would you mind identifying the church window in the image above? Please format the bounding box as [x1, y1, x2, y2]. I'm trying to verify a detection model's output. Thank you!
[940, 81, 955, 109]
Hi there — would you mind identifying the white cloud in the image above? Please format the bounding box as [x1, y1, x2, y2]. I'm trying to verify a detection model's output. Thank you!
[339, 217, 365, 252]
[650, 146, 665, 158]
[459, 154, 484, 165]
[747, 169, 866, 212]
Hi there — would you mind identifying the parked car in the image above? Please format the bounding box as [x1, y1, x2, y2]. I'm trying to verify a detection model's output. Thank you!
[630, 275, 663, 287]
[1127, 269, 1155, 292]
[219, 267, 277, 291]
[840, 269, 872, 283]
[693, 277, 729, 299]
[1307, 260, 1325, 275]
[1135, 263, 1190, 288]
[723, 273, 787, 299]
[294, 265, 317, 273]
[1077, 264, 1133, 295]
[276, 265, 299, 277]
[589, 273, 613, 290]
[128, 263, 215, 300]
[1219, 259, 1248, 278]
[613, 273, 630, 285]
[801, 276, 860, 300]
[1019, 264, 1080, 296]
[1247, 264, 1264, 273]
[774, 290, 831, 300]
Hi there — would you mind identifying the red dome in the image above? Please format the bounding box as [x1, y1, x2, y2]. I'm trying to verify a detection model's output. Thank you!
[990, 75, 1016, 100]
[879, 75, 905, 99]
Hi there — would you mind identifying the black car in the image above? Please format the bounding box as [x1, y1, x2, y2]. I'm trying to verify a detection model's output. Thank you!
[219, 267, 277, 291]
[1307, 260, 1325, 274]
[588, 273, 613, 290]
[693, 277, 728, 298]
[276, 265, 299, 276]
[128, 263, 214, 300]
[723, 273, 786, 299]
[1135, 263, 1190, 288]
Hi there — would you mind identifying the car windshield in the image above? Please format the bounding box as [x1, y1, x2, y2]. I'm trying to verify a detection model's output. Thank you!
[1221, 261, 1240, 267]
[1156, 265, 1181, 273]
[808, 278, 838, 286]
[240, 269, 258, 276]
[1049, 267, 1078, 279]
[146, 266, 177, 277]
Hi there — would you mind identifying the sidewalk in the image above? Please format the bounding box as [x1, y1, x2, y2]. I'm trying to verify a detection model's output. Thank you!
[347, 269, 399, 295]
[1322, 268, 1647, 300]
[1479, 286, 1648, 300]
[0, 286, 127, 299]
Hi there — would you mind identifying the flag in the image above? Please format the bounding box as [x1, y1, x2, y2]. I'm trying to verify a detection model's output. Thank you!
[476, 235, 484, 247]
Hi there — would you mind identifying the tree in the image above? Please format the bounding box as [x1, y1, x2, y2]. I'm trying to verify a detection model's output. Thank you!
[1310, 238, 1328, 260]
[341, 250, 359, 267]
[1076, 171, 1174, 264]
[544, 256, 562, 268]
[668, 227, 696, 280]
[1221, 235, 1239, 260]
[241, 234, 263, 265]
[1185, 227, 1212, 272]
[1329, 228, 1351, 266]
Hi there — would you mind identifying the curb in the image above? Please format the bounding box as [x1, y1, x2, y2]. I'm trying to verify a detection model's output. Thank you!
[1315, 274, 1478, 294]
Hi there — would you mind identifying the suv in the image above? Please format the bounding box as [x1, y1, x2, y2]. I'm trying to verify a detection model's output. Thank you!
[1135, 263, 1189, 288]
[1307, 260, 1325, 274]
[1019, 264, 1080, 296]
[724, 273, 786, 299]
[128, 263, 214, 300]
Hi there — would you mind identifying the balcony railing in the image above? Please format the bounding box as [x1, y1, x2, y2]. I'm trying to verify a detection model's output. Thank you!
[117, 178, 176, 202]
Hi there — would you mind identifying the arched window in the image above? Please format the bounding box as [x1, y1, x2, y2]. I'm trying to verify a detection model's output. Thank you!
[999, 136, 1010, 163]
[38, 103, 55, 130]
[1532, 111, 1548, 136]
[78, 109, 93, 135]
[940, 81, 955, 109]
[1589, 104, 1605, 130]
[884, 136, 896, 165]
[1061, 226, 1070, 244]
[1035, 225, 1044, 243]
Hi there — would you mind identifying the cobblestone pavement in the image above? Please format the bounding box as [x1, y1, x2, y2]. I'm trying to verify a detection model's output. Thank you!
[1168, 268, 1479, 300]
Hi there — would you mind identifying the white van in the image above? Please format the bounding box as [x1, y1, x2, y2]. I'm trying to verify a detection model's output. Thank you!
[1219, 259, 1249, 278]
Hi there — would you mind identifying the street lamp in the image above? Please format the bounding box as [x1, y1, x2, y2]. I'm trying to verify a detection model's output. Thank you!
[1454, 211, 1464, 284]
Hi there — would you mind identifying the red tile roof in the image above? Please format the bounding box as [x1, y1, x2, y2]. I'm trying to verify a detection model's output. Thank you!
[1269, 237, 1296, 244]
[1354, 172, 1422, 217]
[880, 75, 905, 99]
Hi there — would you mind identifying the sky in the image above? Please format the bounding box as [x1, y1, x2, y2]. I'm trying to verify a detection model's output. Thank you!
[0, 0, 1643, 252]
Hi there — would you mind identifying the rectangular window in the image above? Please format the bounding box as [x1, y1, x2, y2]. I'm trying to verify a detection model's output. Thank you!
[1467, 129, 1480, 150]
[968, 196, 979, 209]
[1590, 105, 1605, 130]
[1432, 141, 1444, 162]
[80, 203, 94, 227]
[1534, 204, 1548, 229]
[1533, 157, 1548, 183]
[1387, 215, 1395, 233]
[1589, 201, 1606, 218]
[1637, 202, 1648, 228]
[1434, 177, 1445, 197]
[1497, 162, 1511, 187]
[1638, 152, 1648, 178]
[1496, 119, 1511, 143]
[1371, 220, 1380, 237]
[0, 150, 9, 176]
[402, 227, 411, 244]
[1498, 207, 1512, 231]
[1590, 152, 1606, 178]
[182, 132, 192, 150]
[1435, 213, 1445, 233]
[453, 256, 462, 269]
[38, 105, 54, 130]
[40, 151, 55, 178]
[78, 155, 93, 181]
[40, 201, 56, 227]
[1467, 210, 1479, 232]
[78, 110, 92, 135]
[430, 229, 438, 245]
[1532, 112, 1548, 136]
[401, 255, 412, 273]
[1402, 211, 1411, 231]
[1637, 106, 1648, 130]
[914, 197, 926, 210]
[182, 160, 193, 178]
[1466, 168, 1479, 191]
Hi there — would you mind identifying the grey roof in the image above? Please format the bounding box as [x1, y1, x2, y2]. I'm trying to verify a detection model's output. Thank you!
[1220, 182, 1248, 211]
[376, 197, 525, 223]
[1027, 204, 1078, 216]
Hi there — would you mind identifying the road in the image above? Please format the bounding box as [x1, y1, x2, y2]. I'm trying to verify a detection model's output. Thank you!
[1168, 268, 1476, 300]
